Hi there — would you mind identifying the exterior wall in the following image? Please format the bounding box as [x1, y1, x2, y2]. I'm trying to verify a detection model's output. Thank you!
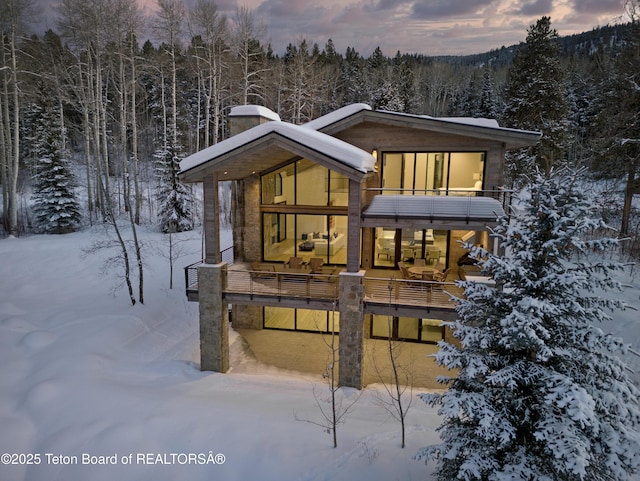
[334, 123, 506, 188]
[232, 305, 263, 330]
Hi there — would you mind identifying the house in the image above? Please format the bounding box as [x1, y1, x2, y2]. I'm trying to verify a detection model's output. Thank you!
[179, 103, 541, 389]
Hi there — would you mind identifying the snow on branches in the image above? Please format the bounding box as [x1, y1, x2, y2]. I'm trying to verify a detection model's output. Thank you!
[418, 169, 640, 481]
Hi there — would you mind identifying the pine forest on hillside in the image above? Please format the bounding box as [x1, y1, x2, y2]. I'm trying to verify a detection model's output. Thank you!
[0, 0, 639, 260]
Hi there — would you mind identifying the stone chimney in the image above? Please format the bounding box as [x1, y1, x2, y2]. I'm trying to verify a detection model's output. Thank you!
[228, 105, 280, 136]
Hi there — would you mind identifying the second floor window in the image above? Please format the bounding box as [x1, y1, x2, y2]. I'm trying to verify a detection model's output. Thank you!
[381, 152, 485, 194]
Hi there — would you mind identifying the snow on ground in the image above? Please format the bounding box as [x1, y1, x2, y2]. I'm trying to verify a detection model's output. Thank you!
[0, 227, 441, 481]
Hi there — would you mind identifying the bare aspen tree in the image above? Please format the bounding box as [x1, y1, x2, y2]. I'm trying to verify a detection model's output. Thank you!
[154, 0, 185, 152]
[230, 6, 268, 105]
[296, 306, 361, 448]
[110, 0, 145, 302]
[0, 0, 36, 235]
[57, 0, 137, 304]
[371, 313, 414, 449]
[188, 0, 228, 147]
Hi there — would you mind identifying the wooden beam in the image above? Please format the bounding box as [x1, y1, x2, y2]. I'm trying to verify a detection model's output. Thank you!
[203, 174, 221, 264]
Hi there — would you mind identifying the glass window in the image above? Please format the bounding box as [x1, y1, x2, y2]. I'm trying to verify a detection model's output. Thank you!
[264, 306, 295, 329]
[262, 165, 294, 204]
[371, 315, 443, 344]
[448, 153, 485, 191]
[296, 160, 328, 206]
[263, 213, 295, 262]
[421, 319, 445, 343]
[329, 171, 349, 206]
[381, 151, 485, 195]
[263, 308, 340, 333]
[397, 317, 420, 340]
[374, 228, 396, 267]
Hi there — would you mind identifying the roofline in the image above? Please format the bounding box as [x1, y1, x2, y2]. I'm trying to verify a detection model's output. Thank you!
[313, 109, 541, 149]
[179, 129, 374, 183]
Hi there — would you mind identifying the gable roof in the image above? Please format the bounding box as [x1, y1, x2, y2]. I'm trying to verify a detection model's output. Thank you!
[179, 120, 376, 183]
[303, 105, 541, 149]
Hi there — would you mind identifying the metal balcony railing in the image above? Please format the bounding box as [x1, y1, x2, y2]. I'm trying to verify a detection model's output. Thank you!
[184, 246, 234, 298]
[363, 277, 462, 310]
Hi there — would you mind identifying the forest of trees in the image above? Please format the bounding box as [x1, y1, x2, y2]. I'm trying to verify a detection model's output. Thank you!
[1, 0, 639, 255]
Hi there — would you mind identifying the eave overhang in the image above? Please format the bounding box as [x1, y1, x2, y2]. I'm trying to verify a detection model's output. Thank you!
[179, 121, 375, 183]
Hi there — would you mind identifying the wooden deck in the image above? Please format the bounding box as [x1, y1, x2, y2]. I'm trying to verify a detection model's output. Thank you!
[186, 262, 462, 314]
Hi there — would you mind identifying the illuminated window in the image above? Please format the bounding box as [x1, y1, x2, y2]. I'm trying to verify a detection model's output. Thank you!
[370, 315, 443, 344]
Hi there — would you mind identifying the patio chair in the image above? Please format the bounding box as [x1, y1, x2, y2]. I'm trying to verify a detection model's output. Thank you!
[308, 257, 324, 272]
[286, 256, 303, 269]
[250, 263, 277, 279]
[398, 262, 420, 281]
[414, 258, 426, 267]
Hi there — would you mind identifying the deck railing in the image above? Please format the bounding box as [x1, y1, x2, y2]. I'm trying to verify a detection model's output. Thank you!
[184, 246, 235, 296]
[225, 269, 339, 301]
[185, 262, 462, 312]
[363, 276, 461, 310]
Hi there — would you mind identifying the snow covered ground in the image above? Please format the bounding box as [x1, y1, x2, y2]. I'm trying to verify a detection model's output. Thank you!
[0, 227, 446, 481]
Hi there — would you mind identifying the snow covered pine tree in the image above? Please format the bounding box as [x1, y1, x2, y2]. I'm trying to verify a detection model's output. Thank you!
[30, 106, 82, 234]
[417, 169, 640, 480]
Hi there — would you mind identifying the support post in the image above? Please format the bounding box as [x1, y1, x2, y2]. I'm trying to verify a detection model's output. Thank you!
[203, 174, 220, 264]
[338, 270, 365, 389]
[198, 263, 229, 372]
[346, 179, 362, 273]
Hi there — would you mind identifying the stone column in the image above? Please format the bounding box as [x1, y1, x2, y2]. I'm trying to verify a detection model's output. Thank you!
[198, 263, 229, 372]
[338, 270, 365, 389]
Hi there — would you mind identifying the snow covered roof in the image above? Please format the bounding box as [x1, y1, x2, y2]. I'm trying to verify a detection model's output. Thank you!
[179, 102, 540, 183]
[229, 105, 281, 121]
[362, 194, 505, 228]
[179, 120, 375, 181]
[304, 105, 541, 148]
[301, 103, 372, 131]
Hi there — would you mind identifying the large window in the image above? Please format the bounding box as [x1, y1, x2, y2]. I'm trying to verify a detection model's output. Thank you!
[264, 307, 340, 333]
[370, 315, 443, 344]
[381, 152, 485, 194]
[262, 213, 347, 264]
[261, 159, 349, 264]
[373, 227, 448, 268]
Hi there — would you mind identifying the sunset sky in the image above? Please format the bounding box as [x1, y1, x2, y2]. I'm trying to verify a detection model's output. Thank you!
[36, 0, 629, 57]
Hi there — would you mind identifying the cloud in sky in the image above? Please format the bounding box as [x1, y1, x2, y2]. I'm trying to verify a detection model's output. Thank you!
[233, 0, 626, 56]
[34, 0, 627, 57]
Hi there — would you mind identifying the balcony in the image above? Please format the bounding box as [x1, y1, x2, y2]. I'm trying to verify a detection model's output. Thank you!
[185, 261, 463, 315]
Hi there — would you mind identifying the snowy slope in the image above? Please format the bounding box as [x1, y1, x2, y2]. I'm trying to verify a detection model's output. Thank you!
[0, 227, 440, 481]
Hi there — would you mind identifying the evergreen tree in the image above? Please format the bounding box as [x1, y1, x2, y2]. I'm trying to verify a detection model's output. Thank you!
[418, 169, 640, 481]
[589, 11, 640, 237]
[30, 106, 82, 234]
[503, 17, 570, 182]
[477, 66, 500, 119]
[154, 139, 193, 233]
